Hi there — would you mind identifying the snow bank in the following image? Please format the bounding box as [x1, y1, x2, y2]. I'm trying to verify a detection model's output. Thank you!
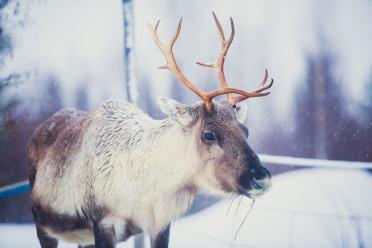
[1, 169, 371, 248]
[171, 169, 372, 248]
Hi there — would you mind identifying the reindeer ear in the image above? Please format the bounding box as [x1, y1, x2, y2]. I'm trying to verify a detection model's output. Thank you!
[157, 97, 194, 126]
[235, 102, 248, 123]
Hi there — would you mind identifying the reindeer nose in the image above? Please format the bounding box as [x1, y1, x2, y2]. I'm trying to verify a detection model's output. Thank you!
[250, 166, 271, 181]
[239, 160, 271, 189]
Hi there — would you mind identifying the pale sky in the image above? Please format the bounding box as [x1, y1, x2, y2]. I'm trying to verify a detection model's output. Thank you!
[1, 0, 371, 129]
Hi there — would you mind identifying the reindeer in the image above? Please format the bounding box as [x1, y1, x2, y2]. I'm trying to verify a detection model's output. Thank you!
[28, 12, 273, 248]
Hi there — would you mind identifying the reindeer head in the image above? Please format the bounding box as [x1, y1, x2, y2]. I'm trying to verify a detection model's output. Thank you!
[149, 12, 273, 198]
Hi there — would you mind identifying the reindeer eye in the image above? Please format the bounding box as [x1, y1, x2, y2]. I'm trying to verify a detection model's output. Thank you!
[202, 132, 217, 142]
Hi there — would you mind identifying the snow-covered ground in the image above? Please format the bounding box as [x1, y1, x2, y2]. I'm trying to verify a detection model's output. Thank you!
[1, 169, 371, 248]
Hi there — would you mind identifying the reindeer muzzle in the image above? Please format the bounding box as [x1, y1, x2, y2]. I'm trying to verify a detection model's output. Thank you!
[239, 159, 272, 198]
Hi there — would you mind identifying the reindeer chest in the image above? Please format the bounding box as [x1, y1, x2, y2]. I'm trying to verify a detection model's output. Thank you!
[113, 188, 195, 236]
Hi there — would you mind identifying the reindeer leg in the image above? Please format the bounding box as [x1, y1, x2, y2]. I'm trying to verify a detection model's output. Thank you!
[93, 221, 116, 248]
[35, 224, 58, 248]
[151, 224, 170, 248]
[32, 204, 58, 248]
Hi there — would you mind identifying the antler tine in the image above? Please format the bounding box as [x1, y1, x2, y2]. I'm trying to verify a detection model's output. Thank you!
[226, 70, 274, 106]
[212, 11, 226, 46]
[170, 18, 182, 48]
[150, 20, 163, 49]
[148, 18, 212, 109]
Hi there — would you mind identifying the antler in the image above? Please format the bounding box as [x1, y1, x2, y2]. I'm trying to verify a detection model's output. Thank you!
[196, 12, 235, 97]
[227, 69, 273, 105]
[197, 12, 274, 106]
[148, 13, 274, 112]
[148, 19, 211, 109]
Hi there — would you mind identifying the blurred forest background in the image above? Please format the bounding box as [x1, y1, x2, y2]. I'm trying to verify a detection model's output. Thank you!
[0, 0, 371, 223]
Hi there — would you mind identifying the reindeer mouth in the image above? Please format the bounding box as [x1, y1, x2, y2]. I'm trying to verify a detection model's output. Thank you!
[239, 177, 272, 199]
